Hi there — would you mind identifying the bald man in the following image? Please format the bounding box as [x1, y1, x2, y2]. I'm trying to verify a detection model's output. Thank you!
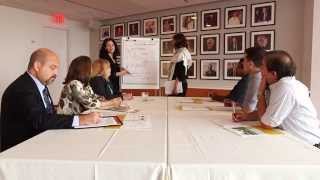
[1, 48, 100, 151]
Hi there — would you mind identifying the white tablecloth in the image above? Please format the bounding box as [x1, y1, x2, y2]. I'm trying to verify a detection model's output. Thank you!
[2, 97, 320, 180]
[167, 97, 320, 180]
[0, 97, 167, 180]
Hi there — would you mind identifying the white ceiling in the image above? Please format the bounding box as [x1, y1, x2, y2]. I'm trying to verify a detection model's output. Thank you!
[0, 0, 223, 22]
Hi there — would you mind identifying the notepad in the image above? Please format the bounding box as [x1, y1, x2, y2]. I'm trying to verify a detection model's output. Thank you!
[75, 116, 122, 129]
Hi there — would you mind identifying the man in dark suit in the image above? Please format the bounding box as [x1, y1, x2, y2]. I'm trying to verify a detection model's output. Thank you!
[1, 48, 100, 151]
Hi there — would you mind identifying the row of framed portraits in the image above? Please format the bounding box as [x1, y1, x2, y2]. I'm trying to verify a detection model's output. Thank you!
[160, 30, 275, 56]
[100, 2, 275, 40]
[160, 59, 241, 80]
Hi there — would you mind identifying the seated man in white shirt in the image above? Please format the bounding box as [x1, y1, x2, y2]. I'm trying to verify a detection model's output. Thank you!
[233, 50, 320, 147]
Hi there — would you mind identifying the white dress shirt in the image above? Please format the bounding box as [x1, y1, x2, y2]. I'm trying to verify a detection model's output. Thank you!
[261, 76, 320, 145]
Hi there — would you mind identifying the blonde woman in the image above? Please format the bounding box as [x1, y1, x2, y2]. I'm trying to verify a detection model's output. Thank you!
[90, 59, 132, 100]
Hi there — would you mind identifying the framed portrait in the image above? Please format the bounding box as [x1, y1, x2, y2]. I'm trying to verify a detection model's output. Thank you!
[225, 5, 246, 29]
[128, 21, 140, 36]
[201, 9, 220, 30]
[200, 59, 220, 80]
[160, 60, 171, 79]
[224, 32, 246, 54]
[100, 25, 110, 40]
[160, 38, 174, 57]
[224, 59, 241, 80]
[251, 2, 276, 27]
[161, 15, 176, 34]
[187, 60, 197, 79]
[180, 12, 197, 32]
[143, 18, 158, 36]
[113, 23, 125, 39]
[200, 34, 219, 55]
[251, 30, 275, 51]
[186, 36, 197, 56]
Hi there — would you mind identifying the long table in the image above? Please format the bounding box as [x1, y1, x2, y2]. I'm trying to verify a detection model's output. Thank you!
[167, 97, 320, 180]
[0, 97, 167, 180]
[1, 97, 320, 180]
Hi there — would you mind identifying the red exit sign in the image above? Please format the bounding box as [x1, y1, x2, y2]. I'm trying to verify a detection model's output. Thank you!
[52, 13, 65, 24]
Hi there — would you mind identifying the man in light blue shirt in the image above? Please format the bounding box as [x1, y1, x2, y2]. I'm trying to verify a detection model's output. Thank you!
[241, 47, 266, 112]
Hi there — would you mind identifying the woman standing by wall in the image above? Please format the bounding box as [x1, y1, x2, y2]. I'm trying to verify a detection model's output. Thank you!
[168, 33, 192, 96]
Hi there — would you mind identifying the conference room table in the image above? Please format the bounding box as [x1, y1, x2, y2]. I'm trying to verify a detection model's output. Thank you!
[0, 97, 168, 180]
[1, 97, 320, 180]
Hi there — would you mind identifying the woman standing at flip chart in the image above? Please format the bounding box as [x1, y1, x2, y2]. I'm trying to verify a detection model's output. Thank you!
[168, 33, 192, 96]
[99, 38, 129, 94]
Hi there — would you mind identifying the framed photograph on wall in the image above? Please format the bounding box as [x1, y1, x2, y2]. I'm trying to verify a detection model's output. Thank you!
[100, 25, 110, 40]
[143, 18, 158, 36]
[251, 2, 276, 27]
[224, 59, 242, 80]
[251, 30, 275, 51]
[160, 60, 171, 79]
[186, 36, 197, 56]
[200, 59, 220, 80]
[113, 23, 125, 39]
[128, 21, 140, 36]
[161, 15, 176, 34]
[200, 34, 219, 55]
[187, 60, 197, 79]
[160, 38, 174, 57]
[225, 5, 246, 28]
[224, 32, 246, 54]
[180, 12, 197, 32]
[201, 9, 220, 30]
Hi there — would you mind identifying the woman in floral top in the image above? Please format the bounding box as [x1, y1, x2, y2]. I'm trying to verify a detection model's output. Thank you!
[57, 56, 121, 115]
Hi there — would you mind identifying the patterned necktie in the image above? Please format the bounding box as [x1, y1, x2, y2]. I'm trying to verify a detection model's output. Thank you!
[42, 87, 54, 114]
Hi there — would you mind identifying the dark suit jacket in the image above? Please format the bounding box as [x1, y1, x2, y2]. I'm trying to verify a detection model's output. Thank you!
[90, 76, 120, 100]
[0, 72, 74, 151]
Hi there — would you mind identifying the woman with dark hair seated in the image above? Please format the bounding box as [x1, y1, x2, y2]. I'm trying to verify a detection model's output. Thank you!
[90, 59, 132, 100]
[168, 33, 192, 96]
[57, 56, 121, 115]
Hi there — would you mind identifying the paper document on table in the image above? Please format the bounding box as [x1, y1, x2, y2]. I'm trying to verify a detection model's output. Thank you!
[253, 125, 284, 135]
[224, 125, 263, 137]
[208, 105, 241, 112]
[179, 98, 203, 104]
[81, 109, 121, 116]
[122, 113, 152, 129]
[223, 124, 284, 137]
[75, 117, 122, 129]
[211, 119, 259, 127]
[180, 105, 211, 111]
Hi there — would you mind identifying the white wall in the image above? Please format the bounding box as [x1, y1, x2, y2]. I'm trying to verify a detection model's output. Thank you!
[91, 0, 306, 90]
[310, 0, 320, 115]
[0, 5, 90, 103]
